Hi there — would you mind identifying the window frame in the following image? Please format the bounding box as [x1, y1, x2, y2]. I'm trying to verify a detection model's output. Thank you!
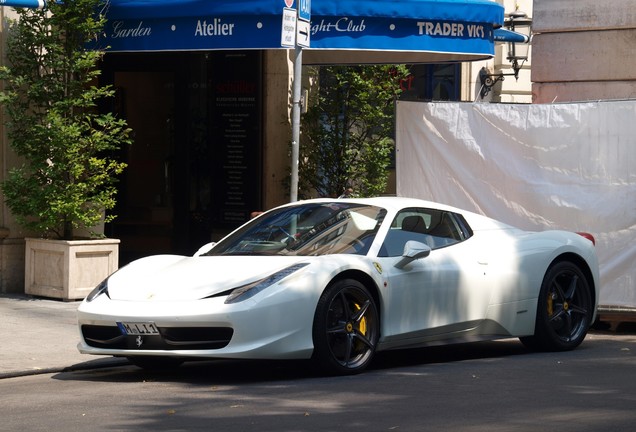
[378, 207, 472, 257]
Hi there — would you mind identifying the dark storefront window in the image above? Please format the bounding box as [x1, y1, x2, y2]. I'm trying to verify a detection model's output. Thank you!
[399, 63, 461, 101]
[101, 52, 263, 264]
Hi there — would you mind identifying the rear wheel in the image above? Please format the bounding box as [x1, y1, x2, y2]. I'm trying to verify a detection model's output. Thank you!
[312, 279, 379, 375]
[520, 261, 593, 351]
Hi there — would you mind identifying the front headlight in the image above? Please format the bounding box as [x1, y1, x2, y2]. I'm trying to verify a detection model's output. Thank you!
[86, 277, 110, 302]
[225, 263, 309, 304]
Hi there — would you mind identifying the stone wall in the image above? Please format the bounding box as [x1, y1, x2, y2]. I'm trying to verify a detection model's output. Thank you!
[532, 0, 636, 103]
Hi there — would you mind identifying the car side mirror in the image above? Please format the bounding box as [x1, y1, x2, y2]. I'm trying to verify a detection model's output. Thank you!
[394, 241, 431, 269]
[194, 242, 217, 257]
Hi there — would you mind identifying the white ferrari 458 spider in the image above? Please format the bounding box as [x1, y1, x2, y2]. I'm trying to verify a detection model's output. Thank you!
[78, 197, 599, 375]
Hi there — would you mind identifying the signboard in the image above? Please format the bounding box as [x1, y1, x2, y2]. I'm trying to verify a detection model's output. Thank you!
[281, 7, 296, 47]
[298, 0, 311, 22]
[210, 52, 262, 227]
[99, 0, 503, 59]
[296, 19, 310, 47]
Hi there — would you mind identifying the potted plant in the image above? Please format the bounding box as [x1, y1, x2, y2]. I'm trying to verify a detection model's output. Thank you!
[0, 0, 132, 300]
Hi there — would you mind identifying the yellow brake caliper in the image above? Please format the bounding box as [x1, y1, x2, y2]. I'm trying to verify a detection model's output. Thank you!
[355, 303, 367, 335]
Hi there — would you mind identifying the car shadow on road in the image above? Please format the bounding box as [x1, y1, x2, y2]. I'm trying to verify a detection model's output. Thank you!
[53, 338, 532, 384]
[371, 338, 530, 370]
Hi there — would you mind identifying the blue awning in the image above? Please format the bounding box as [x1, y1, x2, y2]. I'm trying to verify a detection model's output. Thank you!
[97, 0, 504, 62]
[105, 0, 501, 22]
[493, 28, 529, 43]
[0, 0, 44, 7]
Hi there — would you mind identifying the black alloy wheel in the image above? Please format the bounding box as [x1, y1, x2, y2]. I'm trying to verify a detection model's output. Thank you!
[520, 261, 593, 351]
[312, 279, 380, 375]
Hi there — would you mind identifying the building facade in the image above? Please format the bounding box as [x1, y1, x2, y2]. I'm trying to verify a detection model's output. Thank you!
[12, 0, 633, 295]
[532, 0, 636, 103]
[0, 1, 507, 294]
[465, 0, 534, 103]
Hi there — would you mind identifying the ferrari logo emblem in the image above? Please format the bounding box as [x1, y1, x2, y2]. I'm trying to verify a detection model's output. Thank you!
[373, 262, 383, 274]
[135, 336, 144, 347]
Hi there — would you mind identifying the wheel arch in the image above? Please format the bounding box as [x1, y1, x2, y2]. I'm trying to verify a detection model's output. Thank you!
[548, 252, 597, 308]
[327, 270, 382, 321]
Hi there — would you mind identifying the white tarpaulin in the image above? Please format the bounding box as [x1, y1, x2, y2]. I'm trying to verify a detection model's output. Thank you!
[396, 100, 636, 308]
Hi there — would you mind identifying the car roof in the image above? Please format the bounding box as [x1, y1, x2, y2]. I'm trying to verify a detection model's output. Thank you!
[282, 196, 518, 232]
[287, 196, 465, 213]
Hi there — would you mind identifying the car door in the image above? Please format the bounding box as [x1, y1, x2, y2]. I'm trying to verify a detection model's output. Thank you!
[377, 208, 492, 343]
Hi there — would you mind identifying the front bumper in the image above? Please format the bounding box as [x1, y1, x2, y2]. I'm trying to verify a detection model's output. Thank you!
[77, 293, 316, 360]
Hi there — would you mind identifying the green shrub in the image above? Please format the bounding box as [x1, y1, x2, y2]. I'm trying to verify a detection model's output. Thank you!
[0, 0, 131, 239]
[299, 65, 409, 198]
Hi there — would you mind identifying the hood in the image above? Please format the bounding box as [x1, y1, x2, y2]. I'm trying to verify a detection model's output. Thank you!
[107, 255, 309, 301]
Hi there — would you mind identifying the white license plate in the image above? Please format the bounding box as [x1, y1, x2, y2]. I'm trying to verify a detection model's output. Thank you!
[117, 321, 160, 336]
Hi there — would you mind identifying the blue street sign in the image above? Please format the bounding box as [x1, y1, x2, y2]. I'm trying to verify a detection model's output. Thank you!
[298, 0, 310, 22]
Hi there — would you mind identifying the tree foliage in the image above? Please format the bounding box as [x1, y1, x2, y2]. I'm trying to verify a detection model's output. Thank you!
[299, 65, 409, 198]
[0, 1, 131, 239]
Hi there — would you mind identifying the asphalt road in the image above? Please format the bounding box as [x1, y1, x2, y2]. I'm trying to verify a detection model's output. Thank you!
[2, 331, 635, 432]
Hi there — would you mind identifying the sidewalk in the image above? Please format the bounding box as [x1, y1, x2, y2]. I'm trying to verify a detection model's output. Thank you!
[0, 294, 127, 379]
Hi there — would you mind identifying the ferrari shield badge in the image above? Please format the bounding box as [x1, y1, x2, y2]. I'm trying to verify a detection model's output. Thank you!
[373, 262, 382, 274]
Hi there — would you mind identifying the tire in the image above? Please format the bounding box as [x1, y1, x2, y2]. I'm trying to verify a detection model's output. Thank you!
[520, 261, 593, 351]
[127, 356, 184, 371]
[312, 279, 379, 375]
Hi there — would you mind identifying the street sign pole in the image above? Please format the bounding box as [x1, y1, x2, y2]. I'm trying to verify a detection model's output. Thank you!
[290, 0, 310, 202]
[290, 45, 302, 202]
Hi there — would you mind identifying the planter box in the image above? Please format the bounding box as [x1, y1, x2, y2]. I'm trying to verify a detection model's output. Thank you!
[25, 238, 120, 301]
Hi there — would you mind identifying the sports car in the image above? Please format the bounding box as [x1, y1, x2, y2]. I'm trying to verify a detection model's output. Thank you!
[77, 197, 599, 375]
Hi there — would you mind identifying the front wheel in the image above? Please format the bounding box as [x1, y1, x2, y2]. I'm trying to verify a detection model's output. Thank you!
[312, 279, 379, 375]
[520, 261, 593, 351]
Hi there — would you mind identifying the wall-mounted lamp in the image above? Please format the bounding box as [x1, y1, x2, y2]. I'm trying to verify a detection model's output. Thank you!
[479, 10, 532, 98]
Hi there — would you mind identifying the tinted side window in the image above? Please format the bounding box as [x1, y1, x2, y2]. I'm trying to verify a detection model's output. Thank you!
[378, 208, 468, 257]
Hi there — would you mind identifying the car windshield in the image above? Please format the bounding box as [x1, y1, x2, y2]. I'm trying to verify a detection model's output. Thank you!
[207, 202, 387, 256]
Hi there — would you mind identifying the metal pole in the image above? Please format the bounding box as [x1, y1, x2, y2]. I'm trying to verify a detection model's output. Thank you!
[290, 45, 302, 202]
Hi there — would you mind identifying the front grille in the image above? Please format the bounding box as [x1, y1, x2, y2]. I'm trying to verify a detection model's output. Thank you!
[81, 325, 124, 348]
[81, 325, 233, 350]
[161, 327, 234, 349]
